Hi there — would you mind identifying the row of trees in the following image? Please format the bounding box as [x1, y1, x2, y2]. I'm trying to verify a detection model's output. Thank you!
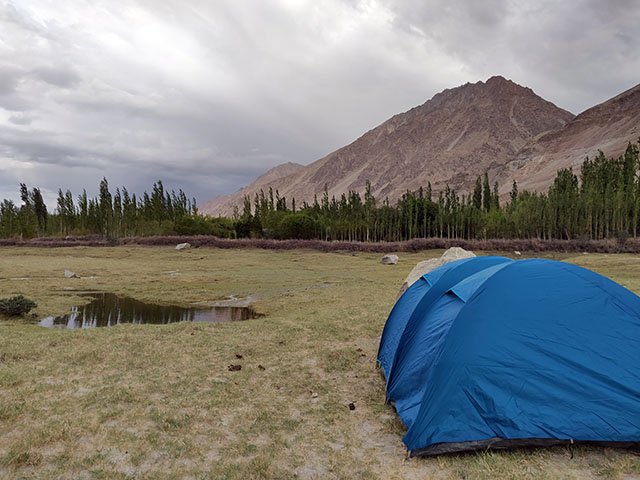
[234, 142, 640, 242]
[0, 179, 234, 239]
[1, 141, 639, 242]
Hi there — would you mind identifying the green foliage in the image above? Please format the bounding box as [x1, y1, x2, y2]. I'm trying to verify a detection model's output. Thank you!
[174, 216, 214, 235]
[472, 177, 482, 210]
[0, 296, 37, 317]
[274, 213, 319, 239]
[174, 216, 235, 237]
[482, 172, 491, 212]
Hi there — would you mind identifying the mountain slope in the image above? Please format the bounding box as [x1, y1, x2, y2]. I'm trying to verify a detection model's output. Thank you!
[203, 76, 574, 216]
[499, 83, 640, 193]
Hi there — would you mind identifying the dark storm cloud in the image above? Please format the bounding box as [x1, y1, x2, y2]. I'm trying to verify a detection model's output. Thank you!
[0, 0, 638, 207]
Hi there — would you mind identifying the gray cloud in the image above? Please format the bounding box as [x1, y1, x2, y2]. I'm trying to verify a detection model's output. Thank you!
[30, 65, 80, 88]
[0, 0, 638, 208]
[7, 114, 31, 125]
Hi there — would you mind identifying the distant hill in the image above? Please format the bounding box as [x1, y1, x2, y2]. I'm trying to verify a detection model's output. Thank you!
[203, 77, 637, 216]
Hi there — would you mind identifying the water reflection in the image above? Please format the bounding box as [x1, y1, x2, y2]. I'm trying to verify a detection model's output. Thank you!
[39, 293, 259, 329]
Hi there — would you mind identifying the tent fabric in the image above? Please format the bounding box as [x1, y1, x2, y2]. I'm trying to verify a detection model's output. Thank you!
[376, 257, 472, 379]
[377, 256, 511, 381]
[378, 257, 640, 456]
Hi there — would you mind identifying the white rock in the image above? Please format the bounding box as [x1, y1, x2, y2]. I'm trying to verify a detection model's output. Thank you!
[381, 254, 399, 265]
[514, 251, 522, 256]
[175, 242, 191, 250]
[441, 246, 475, 261]
[64, 270, 78, 278]
[399, 247, 475, 295]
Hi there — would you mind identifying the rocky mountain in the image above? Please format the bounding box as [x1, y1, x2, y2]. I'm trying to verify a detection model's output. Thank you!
[498, 83, 640, 194]
[203, 76, 578, 216]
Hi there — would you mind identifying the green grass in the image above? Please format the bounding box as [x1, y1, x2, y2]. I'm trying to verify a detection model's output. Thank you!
[0, 247, 639, 479]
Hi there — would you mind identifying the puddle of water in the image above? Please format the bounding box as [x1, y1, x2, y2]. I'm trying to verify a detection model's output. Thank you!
[39, 293, 260, 329]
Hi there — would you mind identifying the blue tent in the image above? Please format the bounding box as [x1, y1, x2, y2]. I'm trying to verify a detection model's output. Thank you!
[378, 257, 640, 456]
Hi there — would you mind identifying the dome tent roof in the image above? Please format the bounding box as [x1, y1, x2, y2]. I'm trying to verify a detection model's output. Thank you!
[377, 256, 511, 380]
[378, 258, 640, 456]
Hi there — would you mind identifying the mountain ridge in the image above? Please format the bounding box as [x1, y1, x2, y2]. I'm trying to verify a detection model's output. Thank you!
[203, 77, 638, 216]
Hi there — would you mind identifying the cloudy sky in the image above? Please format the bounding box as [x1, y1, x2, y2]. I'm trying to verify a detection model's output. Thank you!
[1, 0, 638, 207]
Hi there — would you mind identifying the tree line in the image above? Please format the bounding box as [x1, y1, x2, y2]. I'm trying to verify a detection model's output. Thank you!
[0, 178, 234, 239]
[1, 141, 639, 242]
[233, 141, 640, 242]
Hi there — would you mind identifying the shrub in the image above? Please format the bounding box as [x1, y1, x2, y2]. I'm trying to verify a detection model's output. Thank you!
[0, 295, 37, 316]
[276, 214, 319, 240]
[174, 216, 213, 235]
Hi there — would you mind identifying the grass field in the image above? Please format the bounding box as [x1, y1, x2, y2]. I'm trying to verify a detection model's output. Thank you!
[1, 246, 640, 479]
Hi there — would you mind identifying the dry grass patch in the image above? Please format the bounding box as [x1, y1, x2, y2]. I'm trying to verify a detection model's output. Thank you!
[0, 247, 639, 478]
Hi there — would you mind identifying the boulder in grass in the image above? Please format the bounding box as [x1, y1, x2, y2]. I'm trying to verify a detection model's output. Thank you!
[64, 270, 78, 279]
[175, 242, 191, 250]
[399, 247, 475, 295]
[381, 254, 399, 265]
[441, 246, 475, 262]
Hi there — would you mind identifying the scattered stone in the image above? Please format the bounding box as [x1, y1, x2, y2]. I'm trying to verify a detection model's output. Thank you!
[348, 402, 356, 411]
[235, 353, 243, 359]
[175, 242, 191, 250]
[311, 392, 319, 398]
[258, 364, 266, 371]
[64, 270, 78, 279]
[381, 254, 399, 265]
[514, 251, 522, 256]
[227, 364, 242, 372]
[399, 247, 476, 295]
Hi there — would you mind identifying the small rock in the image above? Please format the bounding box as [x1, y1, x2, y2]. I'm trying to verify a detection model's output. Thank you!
[348, 402, 356, 411]
[258, 364, 266, 371]
[64, 270, 78, 278]
[175, 242, 191, 250]
[227, 364, 242, 372]
[311, 392, 319, 398]
[235, 353, 243, 359]
[381, 254, 399, 265]
[514, 251, 522, 256]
